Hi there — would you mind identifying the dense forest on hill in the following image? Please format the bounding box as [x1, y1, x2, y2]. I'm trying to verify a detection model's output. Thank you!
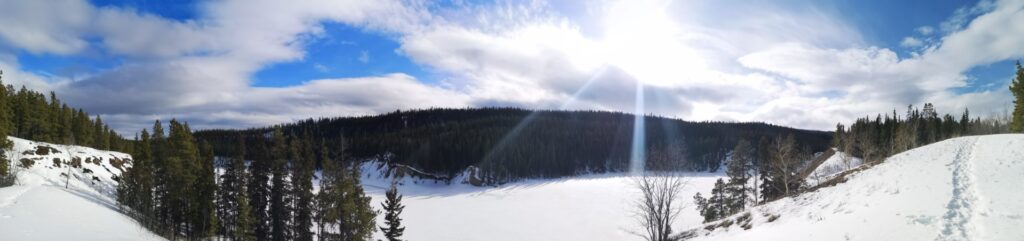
[195, 108, 832, 184]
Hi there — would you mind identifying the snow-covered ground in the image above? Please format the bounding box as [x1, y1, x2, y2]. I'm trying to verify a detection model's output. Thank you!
[0, 136, 164, 241]
[5, 134, 1023, 241]
[805, 150, 864, 186]
[687, 134, 1024, 241]
[359, 163, 726, 241]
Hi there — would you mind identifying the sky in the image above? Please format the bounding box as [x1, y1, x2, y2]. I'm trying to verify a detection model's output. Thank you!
[0, 0, 1022, 135]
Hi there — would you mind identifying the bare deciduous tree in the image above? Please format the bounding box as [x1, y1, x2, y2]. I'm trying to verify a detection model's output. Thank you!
[631, 173, 688, 241]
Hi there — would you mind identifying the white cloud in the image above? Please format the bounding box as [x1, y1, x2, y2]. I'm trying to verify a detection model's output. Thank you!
[0, 0, 93, 55]
[314, 63, 329, 72]
[916, 26, 935, 35]
[1, 0, 1022, 134]
[900, 37, 924, 47]
[358, 50, 370, 63]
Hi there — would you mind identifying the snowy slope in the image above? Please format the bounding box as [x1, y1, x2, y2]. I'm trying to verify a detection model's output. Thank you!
[805, 150, 864, 186]
[0, 136, 164, 241]
[357, 162, 726, 241]
[686, 134, 1024, 241]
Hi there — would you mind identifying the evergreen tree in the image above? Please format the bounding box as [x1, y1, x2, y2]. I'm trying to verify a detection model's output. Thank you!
[725, 139, 752, 212]
[165, 120, 200, 238]
[117, 130, 155, 226]
[290, 136, 316, 241]
[1010, 61, 1024, 132]
[0, 71, 11, 183]
[269, 129, 294, 241]
[693, 179, 729, 223]
[93, 115, 108, 150]
[249, 136, 273, 241]
[196, 141, 219, 238]
[318, 136, 377, 241]
[379, 182, 406, 241]
[219, 136, 254, 240]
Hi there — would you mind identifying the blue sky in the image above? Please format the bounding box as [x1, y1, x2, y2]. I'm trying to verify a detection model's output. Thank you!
[1, 0, 1022, 134]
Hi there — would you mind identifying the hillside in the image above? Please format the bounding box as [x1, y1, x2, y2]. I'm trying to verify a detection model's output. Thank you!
[196, 108, 832, 184]
[684, 134, 1024, 241]
[0, 137, 163, 241]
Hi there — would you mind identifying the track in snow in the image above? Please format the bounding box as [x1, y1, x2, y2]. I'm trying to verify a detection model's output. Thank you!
[938, 138, 982, 241]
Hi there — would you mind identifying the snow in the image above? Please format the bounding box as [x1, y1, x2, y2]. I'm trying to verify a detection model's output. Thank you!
[5, 134, 1022, 241]
[0, 185, 164, 241]
[1, 136, 164, 241]
[687, 134, 1024, 241]
[358, 162, 727, 241]
[805, 150, 864, 186]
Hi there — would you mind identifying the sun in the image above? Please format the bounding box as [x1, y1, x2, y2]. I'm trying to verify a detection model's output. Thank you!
[598, 0, 705, 87]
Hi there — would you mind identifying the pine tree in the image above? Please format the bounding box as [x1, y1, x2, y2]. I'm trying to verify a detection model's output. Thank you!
[379, 182, 406, 241]
[219, 136, 250, 240]
[117, 130, 155, 226]
[93, 115, 108, 150]
[725, 139, 752, 212]
[339, 163, 378, 241]
[269, 129, 294, 241]
[196, 141, 219, 238]
[318, 135, 377, 241]
[1010, 61, 1024, 132]
[0, 71, 11, 183]
[694, 179, 729, 223]
[290, 136, 316, 241]
[165, 120, 200, 238]
[249, 136, 273, 241]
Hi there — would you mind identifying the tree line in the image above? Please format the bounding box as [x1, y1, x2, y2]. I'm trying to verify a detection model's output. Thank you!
[834, 103, 1007, 164]
[195, 108, 832, 185]
[0, 71, 127, 186]
[117, 122, 406, 241]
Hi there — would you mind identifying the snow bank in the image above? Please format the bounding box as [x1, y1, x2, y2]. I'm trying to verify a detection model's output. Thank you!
[686, 134, 1024, 241]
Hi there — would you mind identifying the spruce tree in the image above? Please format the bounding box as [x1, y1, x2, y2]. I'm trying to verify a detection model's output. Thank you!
[318, 135, 377, 241]
[219, 136, 247, 240]
[340, 162, 378, 241]
[380, 182, 406, 241]
[196, 141, 219, 238]
[166, 120, 200, 238]
[249, 137, 273, 241]
[725, 139, 752, 212]
[291, 136, 316, 241]
[269, 129, 294, 241]
[0, 72, 11, 184]
[1010, 61, 1024, 132]
[117, 130, 155, 225]
[93, 115, 108, 150]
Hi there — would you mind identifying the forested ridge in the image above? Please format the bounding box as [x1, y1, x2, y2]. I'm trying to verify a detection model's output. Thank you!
[0, 72, 127, 186]
[195, 108, 833, 184]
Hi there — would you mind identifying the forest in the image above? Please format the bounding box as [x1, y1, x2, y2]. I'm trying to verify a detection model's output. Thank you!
[195, 108, 833, 185]
[115, 120, 393, 241]
[0, 75, 128, 185]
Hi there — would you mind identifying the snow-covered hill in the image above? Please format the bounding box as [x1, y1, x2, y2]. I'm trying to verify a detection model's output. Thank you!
[686, 134, 1024, 241]
[0, 136, 164, 241]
